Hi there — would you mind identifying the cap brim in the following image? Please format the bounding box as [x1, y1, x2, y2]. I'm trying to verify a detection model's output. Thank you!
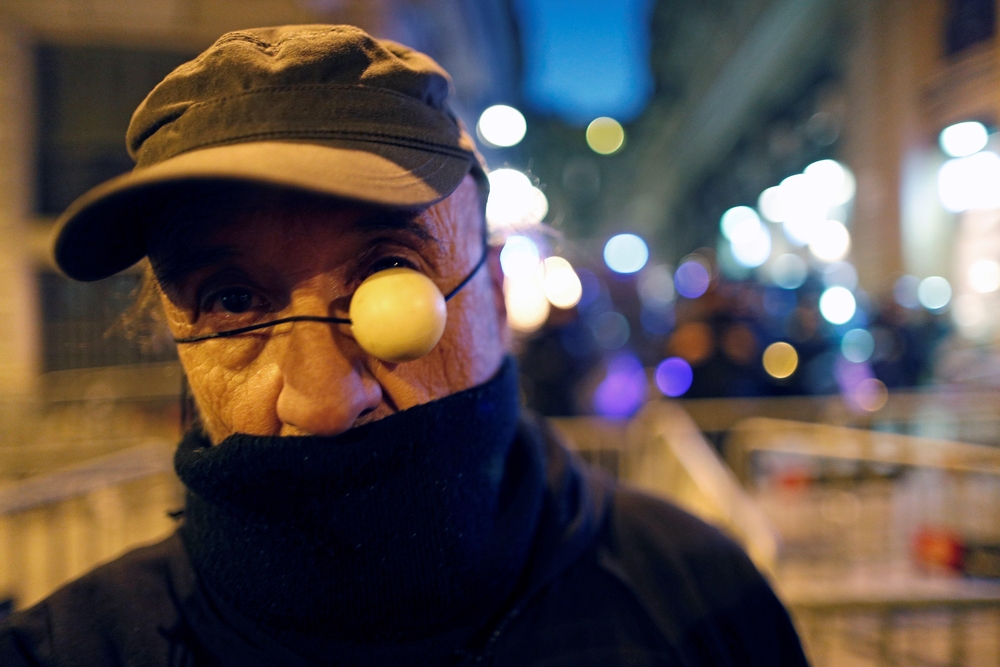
[53, 140, 474, 281]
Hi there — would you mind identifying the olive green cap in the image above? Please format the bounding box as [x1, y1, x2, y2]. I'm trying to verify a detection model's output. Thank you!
[53, 24, 487, 281]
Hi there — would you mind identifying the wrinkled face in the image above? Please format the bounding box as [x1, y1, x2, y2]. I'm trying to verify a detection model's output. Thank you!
[149, 175, 508, 444]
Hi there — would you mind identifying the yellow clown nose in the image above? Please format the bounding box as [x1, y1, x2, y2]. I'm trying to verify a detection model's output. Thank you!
[349, 268, 447, 363]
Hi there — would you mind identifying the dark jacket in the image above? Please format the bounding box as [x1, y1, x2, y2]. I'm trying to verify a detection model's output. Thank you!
[0, 417, 808, 666]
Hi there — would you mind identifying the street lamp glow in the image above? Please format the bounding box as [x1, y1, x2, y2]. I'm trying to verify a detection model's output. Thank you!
[477, 104, 527, 148]
[939, 121, 989, 158]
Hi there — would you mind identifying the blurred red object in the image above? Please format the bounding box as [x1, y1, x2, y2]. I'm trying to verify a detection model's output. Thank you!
[913, 525, 964, 572]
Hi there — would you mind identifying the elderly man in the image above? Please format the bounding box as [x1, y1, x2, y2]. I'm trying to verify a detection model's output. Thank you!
[0, 25, 808, 666]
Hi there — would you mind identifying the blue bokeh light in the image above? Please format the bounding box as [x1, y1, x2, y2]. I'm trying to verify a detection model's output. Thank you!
[593, 354, 648, 417]
[604, 234, 649, 274]
[674, 261, 711, 299]
[655, 357, 693, 397]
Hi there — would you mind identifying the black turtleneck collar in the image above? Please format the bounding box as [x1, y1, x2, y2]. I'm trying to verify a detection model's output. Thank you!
[175, 357, 546, 660]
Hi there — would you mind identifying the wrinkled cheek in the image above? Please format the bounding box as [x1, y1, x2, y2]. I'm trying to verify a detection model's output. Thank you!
[178, 342, 281, 442]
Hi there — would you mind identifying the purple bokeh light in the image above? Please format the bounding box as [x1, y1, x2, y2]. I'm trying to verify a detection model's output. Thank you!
[674, 261, 711, 299]
[593, 354, 648, 418]
[655, 357, 693, 397]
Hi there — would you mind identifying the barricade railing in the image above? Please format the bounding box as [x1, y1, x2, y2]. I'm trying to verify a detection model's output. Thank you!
[726, 417, 1000, 666]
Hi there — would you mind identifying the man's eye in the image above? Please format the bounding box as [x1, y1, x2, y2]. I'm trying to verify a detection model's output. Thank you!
[370, 256, 416, 273]
[215, 287, 255, 313]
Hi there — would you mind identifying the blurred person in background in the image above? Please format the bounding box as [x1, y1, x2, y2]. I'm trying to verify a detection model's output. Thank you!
[0, 25, 807, 666]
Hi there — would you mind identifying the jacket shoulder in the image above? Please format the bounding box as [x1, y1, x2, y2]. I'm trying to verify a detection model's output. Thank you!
[0, 532, 189, 667]
[602, 484, 808, 666]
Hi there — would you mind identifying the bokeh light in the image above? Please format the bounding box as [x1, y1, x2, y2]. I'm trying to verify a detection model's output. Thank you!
[938, 151, 1000, 213]
[969, 259, 1000, 293]
[593, 354, 647, 418]
[822, 261, 858, 290]
[669, 322, 715, 365]
[917, 276, 952, 310]
[819, 286, 857, 324]
[758, 186, 784, 222]
[894, 275, 921, 308]
[730, 221, 772, 268]
[591, 311, 630, 349]
[655, 357, 693, 397]
[720, 206, 761, 240]
[841, 328, 875, 363]
[803, 159, 856, 207]
[486, 169, 549, 230]
[476, 104, 527, 148]
[939, 121, 989, 158]
[674, 260, 711, 298]
[640, 304, 675, 335]
[638, 264, 676, 309]
[604, 233, 649, 274]
[586, 117, 626, 155]
[499, 235, 540, 278]
[762, 342, 799, 379]
[854, 377, 889, 412]
[954, 294, 985, 328]
[539, 256, 583, 308]
[779, 174, 827, 240]
[808, 219, 851, 263]
[504, 277, 549, 332]
[770, 253, 808, 289]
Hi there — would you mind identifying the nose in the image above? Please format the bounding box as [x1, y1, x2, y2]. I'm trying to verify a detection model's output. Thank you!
[275, 319, 382, 436]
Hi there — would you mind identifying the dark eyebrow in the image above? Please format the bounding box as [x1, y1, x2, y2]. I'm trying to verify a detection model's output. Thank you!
[357, 211, 441, 248]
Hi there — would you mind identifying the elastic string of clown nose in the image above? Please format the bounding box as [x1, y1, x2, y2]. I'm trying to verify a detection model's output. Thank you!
[172, 242, 489, 362]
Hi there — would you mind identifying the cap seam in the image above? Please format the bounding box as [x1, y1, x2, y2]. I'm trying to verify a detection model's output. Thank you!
[142, 131, 476, 168]
[180, 82, 449, 114]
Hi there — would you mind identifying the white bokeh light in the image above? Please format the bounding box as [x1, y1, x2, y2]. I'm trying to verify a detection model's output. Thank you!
[917, 276, 952, 310]
[477, 105, 527, 148]
[939, 121, 989, 158]
[486, 169, 549, 231]
[953, 294, 985, 328]
[823, 261, 858, 290]
[721, 206, 761, 241]
[804, 159, 856, 207]
[638, 264, 676, 308]
[730, 223, 772, 268]
[969, 259, 1000, 293]
[808, 219, 851, 263]
[604, 234, 649, 274]
[819, 286, 857, 325]
[758, 186, 785, 222]
[539, 256, 583, 309]
[499, 235, 540, 279]
[771, 253, 808, 289]
[938, 151, 1000, 213]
